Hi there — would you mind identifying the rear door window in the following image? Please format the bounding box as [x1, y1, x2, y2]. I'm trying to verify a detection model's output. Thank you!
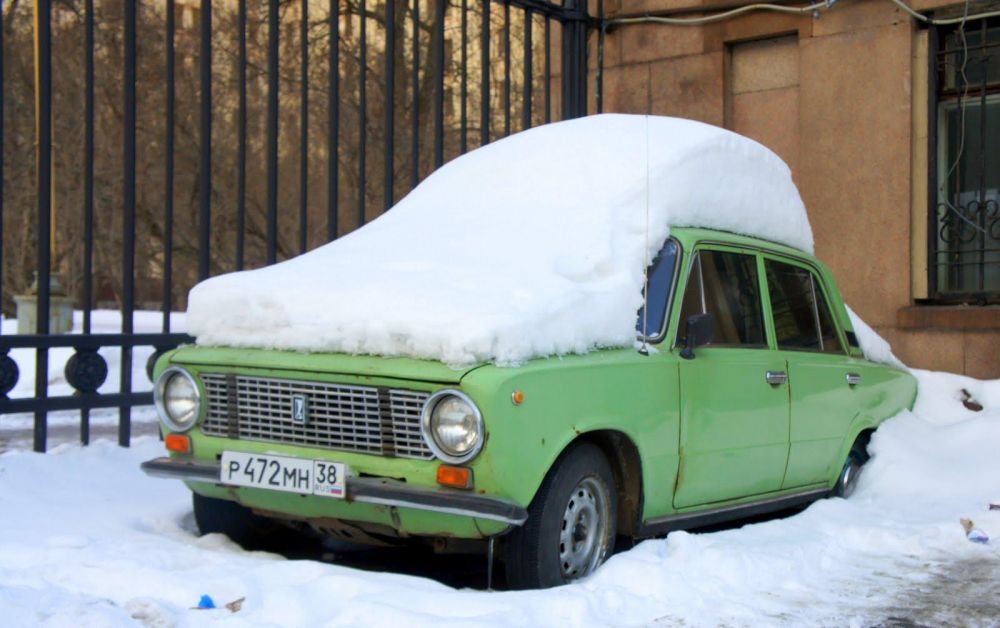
[764, 259, 844, 354]
[676, 249, 766, 348]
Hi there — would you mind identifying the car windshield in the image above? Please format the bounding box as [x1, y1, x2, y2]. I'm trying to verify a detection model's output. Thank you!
[636, 240, 679, 338]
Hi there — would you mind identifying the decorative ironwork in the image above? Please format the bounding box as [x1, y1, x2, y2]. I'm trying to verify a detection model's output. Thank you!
[64, 349, 108, 394]
[0, 352, 18, 398]
[937, 200, 1000, 244]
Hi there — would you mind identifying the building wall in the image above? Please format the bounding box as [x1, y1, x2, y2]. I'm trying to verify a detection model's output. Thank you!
[598, 0, 1000, 378]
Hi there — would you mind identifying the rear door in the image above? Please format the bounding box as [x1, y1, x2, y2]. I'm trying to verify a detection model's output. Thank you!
[673, 247, 790, 509]
[761, 256, 858, 488]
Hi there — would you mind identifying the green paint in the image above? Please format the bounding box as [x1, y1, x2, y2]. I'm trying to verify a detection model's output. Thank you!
[152, 228, 917, 541]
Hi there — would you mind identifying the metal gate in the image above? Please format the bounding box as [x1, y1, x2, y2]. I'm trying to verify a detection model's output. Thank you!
[0, 0, 595, 452]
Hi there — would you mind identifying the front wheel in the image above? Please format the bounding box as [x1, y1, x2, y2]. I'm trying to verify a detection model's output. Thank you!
[503, 443, 618, 589]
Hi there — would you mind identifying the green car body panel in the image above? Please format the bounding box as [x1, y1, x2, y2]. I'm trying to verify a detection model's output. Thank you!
[150, 228, 917, 540]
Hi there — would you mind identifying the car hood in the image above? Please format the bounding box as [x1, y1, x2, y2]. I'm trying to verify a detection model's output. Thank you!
[167, 346, 483, 385]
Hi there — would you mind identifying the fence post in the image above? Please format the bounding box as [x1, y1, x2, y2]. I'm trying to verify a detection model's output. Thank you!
[32, 0, 53, 453]
[561, 0, 588, 120]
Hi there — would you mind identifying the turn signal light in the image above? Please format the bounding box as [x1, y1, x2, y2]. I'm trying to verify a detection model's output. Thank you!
[165, 434, 191, 454]
[436, 465, 472, 489]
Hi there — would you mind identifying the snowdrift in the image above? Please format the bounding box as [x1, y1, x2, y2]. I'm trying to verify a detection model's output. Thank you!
[187, 114, 811, 365]
[2, 371, 998, 626]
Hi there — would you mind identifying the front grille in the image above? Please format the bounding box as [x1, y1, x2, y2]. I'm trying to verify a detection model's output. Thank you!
[200, 374, 433, 460]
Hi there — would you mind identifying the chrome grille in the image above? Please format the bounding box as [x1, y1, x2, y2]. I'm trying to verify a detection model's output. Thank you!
[200, 374, 433, 459]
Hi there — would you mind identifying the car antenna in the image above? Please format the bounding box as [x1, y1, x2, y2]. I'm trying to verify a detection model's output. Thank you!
[639, 115, 651, 357]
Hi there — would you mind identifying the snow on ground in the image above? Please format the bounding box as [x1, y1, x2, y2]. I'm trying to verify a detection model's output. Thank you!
[1, 372, 998, 627]
[187, 115, 810, 366]
[0, 310, 186, 430]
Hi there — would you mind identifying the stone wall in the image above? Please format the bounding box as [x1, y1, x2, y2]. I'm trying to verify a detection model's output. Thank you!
[596, 0, 1000, 377]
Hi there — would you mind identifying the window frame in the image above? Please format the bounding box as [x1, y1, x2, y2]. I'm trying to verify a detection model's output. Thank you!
[636, 236, 684, 345]
[671, 243, 771, 351]
[927, 18, 1000, 304]
[760, 254, 849, 356]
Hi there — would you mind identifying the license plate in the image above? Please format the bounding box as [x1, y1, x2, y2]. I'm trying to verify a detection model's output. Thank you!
[220, 451, 346, 499]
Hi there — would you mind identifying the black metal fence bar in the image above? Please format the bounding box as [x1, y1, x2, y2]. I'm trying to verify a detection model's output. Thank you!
[410, 0, 420, 187]
[0, 0, 593, 454]
[433, 0, 444, 168]
[198, 0, 212, 282]
[267, 0, 279, 264]
[524, 9, 533, 130]
[359, 0, 368, 226]
[504, 2, 511, 136]
[163, 0, 176, 328]
[384, 0, 395, 211]
[301, 0, 311, 251]
[481, 0, 490, 144]
[121, 0, 138, 448]
[461, 0, 469, 154]
[545, 17, 551, 123]
[34, 0, 53, 453]
[236, 0, 247, 269]
[330, 0, 341, 240]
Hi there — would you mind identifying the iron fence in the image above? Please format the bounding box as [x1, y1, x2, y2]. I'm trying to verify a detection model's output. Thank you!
[0, 0, 595, 452]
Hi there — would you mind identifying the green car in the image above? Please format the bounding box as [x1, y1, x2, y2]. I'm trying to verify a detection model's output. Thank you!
[142, 227, 916, 589]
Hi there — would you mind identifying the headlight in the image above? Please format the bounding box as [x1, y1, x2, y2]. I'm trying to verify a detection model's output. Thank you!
[421, 390, 484, 464]
[153, 367, 201, 432]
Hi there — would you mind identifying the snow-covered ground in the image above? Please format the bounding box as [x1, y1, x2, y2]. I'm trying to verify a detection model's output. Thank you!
[1, 369, 998, 626]
[0, 310, 186, 431]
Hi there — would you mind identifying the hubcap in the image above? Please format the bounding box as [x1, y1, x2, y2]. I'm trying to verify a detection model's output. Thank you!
[839, 458, 862, 498]
[558, 476, 610, 581]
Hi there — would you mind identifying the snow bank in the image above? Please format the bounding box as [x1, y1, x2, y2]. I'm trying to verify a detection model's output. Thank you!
[188, 114, 810, 366]
[2, 373, 999, 626]
[846, 305, 906, 369]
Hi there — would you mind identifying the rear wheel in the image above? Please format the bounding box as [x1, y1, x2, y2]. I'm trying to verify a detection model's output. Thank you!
[504, 443, 618, 589]
[192, 492, 284, 550]
[833, 441, 870, 499]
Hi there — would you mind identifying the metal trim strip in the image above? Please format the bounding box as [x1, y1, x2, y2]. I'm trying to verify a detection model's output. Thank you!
[139, 456, 527, 526]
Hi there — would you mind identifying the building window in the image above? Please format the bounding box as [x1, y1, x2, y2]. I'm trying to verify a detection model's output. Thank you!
[932, 19, 1000, 302]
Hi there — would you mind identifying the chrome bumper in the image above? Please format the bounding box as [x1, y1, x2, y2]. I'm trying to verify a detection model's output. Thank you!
[141, 457, 528, 526]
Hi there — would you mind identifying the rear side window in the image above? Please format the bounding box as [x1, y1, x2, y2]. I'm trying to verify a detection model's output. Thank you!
[765, 259, 844, 354]
[677, 250, 766, 348]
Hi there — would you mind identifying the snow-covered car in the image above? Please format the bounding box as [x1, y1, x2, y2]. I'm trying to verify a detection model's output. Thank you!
[141, 115, 917, 589]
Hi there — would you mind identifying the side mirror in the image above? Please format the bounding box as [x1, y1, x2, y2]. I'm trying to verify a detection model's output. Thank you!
[680, 313, 715, 360]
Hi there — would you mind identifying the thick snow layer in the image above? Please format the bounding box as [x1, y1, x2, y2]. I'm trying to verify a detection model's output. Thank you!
[188, 114, 811, 365]
[2, 371, 999, 626]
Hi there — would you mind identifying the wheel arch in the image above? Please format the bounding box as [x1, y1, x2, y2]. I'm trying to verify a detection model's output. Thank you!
[569, 429, 644, 538]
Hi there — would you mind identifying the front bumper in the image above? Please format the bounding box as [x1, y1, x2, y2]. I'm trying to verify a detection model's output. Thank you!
[141, 457, 528, 526]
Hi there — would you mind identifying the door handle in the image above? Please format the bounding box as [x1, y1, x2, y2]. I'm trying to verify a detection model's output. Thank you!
[765, 371, 787, 385]
[846, 373, 862, 386]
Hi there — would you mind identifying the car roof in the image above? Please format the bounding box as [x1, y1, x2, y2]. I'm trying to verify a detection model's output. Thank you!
[669, 227, 820, 263]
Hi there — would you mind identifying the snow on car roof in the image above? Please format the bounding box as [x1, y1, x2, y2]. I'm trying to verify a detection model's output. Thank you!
[187, 114, 813, 366]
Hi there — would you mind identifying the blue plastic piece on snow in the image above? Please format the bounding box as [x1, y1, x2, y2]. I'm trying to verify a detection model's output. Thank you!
[968, 529, 990, 544]
[197, 595, 216, 609]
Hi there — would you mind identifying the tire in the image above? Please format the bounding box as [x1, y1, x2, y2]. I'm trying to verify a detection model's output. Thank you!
[192, 492, 283, 550]
[504, 442, 618, 589]
[833, 442, 870, 499]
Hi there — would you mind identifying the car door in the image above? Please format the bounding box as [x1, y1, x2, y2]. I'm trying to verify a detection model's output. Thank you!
[673, 247, 791, 509]
[761, 256, 857, 488]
